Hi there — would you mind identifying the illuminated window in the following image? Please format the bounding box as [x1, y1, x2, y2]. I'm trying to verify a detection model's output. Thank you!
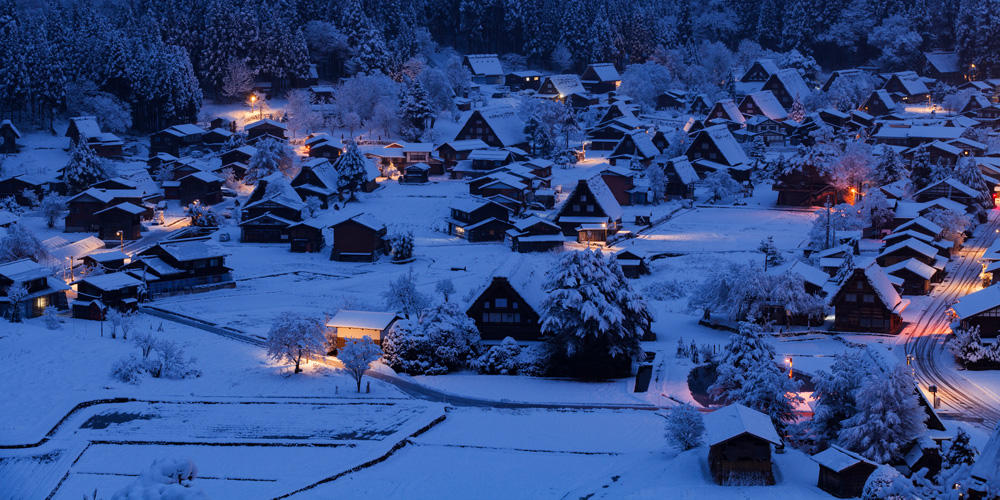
[35, 296, 47, 309]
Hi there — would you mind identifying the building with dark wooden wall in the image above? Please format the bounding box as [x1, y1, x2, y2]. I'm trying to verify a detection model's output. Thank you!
[832, 265, 909, 334]
[705, 404, 782, 486]
[127, 241, 233, 297]
[0, 258, 69, 319]
[466, 276, 543, 341]
[0, 119, 21, 154]
[812, 445, 878, 498]
[330, 214, 387, 262]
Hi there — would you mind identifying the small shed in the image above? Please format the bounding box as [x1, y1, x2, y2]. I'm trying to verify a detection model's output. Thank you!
[0, 119, 21, 153]
[94, 202, 145, 241]
[325, 310, 400, 350]
[288, 220, 324, 253]
[402, 163, 431, 184]
[614, 250, 649, 278]
[81, 250, 128, 271]
[705, 404, 782, 486]
[330, 213, 387, 262]
[812, 445, 878, 498]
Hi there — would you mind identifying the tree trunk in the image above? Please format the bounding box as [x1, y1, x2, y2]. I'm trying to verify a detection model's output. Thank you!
[355, 374, 362, 392]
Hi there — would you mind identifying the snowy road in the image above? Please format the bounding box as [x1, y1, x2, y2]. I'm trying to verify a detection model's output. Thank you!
[903, 210, 1000, 427]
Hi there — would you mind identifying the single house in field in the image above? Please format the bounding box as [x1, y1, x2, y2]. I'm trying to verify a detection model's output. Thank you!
[325, 310, 400, 350]
[462, 54, 504, 84]
[72, 271, 143, 317]
[832, 264, 909, 334]
[555, 176, 623, 243]
[0, 258, 69, 319]
[580, 63, 621, 94]
[330, 213, 387, 262]
[705, 404, 782, 486]
[0, 119, 21, 153]
[812, 445, 878, 498]
[953, 285, 1000, 338]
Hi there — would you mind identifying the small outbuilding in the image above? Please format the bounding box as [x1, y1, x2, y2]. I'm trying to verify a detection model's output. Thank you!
[330, 213, 387, 262]
[812, 445, 878, 498]
[705, 404, 782, 486]
[325, 310, 400, 350]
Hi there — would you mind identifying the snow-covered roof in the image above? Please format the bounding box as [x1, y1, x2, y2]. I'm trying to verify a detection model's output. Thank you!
[541, 74, 586, 96]
[914, 177, 981, 199]
[711, 99, 746, 124]
[464, 54, 503, 76]
[616, 130, 659, 159]
[744, 91, 788, 121]
[458, 107, 527, 148]
[469, 149, 512, 161]
[86, 250, 127, 262]
[155, 241, 225, 262]
[336, 213, 385, 232]
[0, 259, 50, 282]
[703, 125, 749, 166]
[864, 264, 907, 314]
[973, 424, 1000, 487]
[924, 51, 960, 74]
[704, 404, 781, 447]
[884, 258, 936, 281]
[94, 202, 146, 216]
[874, 125, 965, 141]
[46, 236, 105, 261]
[485, 255, 554, 312]
[130, 256, 184, 277]
[245, 118, 287, 131]
[584, 63, 621, 82]
[812, 445, 876, 472]
[896, 217, 943, 236]
[953, 285, 1000, 319]
[878, 238, 939, 261]
[771, 69, 810, 101]
[666, 156, 699, 185]
[586, 175, 623, 221]
[326, 310, 399, 330]
[884, 230, 933, 245]
[75, 271, 142, 291]
[169, 123, 205, 136]
[0, 119, 21, 138]
[67, 188, 144, 204]
[180, 171, 221, 184]
[785, 261, 829, 289]
[440, 139, 489, 152]
[69, 116, 103, 140]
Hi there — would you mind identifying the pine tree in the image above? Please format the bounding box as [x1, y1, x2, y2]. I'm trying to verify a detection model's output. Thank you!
[399, 77, 434, 136]
[709, 322, 777, 400]
[789, 98, 806, 122]
[333, 140, 369, 198]
[955, 0, 1000, 78]
[541, 250, 651, 379]
[944, 428, 978, 468]
[63, 141, 108, 194]
[838, 364, 928, 463]
[757, 236, 783, 270]
[810, 349, 875, 445]
[244, 138, 283, 185]
[874, 147, 908, 184]
[351, 26, 391, 75]
[955, 155, 990, 197]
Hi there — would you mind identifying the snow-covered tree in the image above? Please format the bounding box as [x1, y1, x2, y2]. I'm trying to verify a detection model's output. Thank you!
[285, 89, 322, 138]
[838, 364, 928, 463]
[382, 269, 429, 318]
[645, 164, 666, 204]
[63, 141, 108, 194]
[399, 76, 434, 139]
[387, 230, 414, 261]
[65, 81, 133, 133]
[332, 140, 370, 198]
[0, 223, 48, 263]
[619, 62, 673, 112]
[955, 156, 990, 197]
[868, 15, 924, 71]
[220, 59, 254, 101]
[874, 147, 908, 184]
[827, 141, 875, 196]
[5, 282, 27, 323]
[788, 98, 806, 122]
[265, 312, 326, 374]
[111, 457, 206, 500]
[187, 202, 220, 227]
[757, 236, 783, 270]
[664, 403, 705, 451]
[338, 336, 382, 392]
[382, 301, 481, 375]
[948, 325, 1000, 368]
[811, 349, 877, 445]
[541, 250, 651, 379]
[39, 193, 65, 228]
[703, 170, 743, 203]
[245, 138, 293, 185]
[859, 190, 895, 235]
[925, 207, 972, 247]
[944, 428, 978, 468]
[43, 306, 60, 330]
[861, 465, 912, 500]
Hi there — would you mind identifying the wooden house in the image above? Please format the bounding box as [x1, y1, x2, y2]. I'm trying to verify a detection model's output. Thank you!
[239, 212, 297, 243]
[0, 174, 51, 206]
[474, 173, 529, 203]
[463, 54, 504, 84]
[822, 68, 871, 92]
[862, 90, 898, 116]
[94, 202, 144, 240]
[536, 74, 586, 102]
[923, 51, 963, 85]
[291, 158, 341, 208]
[740, 59, 780, 83]
[685, 125, 750, 180]
[453, 107, 529, 150]
[832, 265, 909, 334]
[882, 71, 931, 103]
[72, 272, 142, 316]
[884, 258, 935, 295]
[761, 69, 811, 108]
[402, 163, 431, 184]
[554, 176, 623, 242]
[738, 91, 788, 121]
[221, 145, 257, 169]
[872, 124, 965, 149]
[656, 90, 688, 110]
[447, 199, 511, 239]
[706, 99, 746, 125]
[812, 445, 878, 498]
[705, 404, 782, 486]
[466, 274, 544, 341]
[382, 142, 442, 174]
[877, 238, 941, 268]
[895, 217, 944, 240]
[903, 141, 963, 168]
[65, 189, 148, 233]
[240, 176, 305, 243]
[0, 119, 21, 154]
[81, 250, 127, 271]
[608, 130, 660, 168]
[288, 220, 324, 253]
[65, 116, 123, 159]
[436, 139, 488, 167]
[245, 119, 287, 144]
[507, 216, 563, 253]
[659, 156, 698, 199]
[914, 177, 989, 209]
[772, 160, 838, 206]
[128, 241, 233, 297]
[150, 124, 205, 156]
[0, 258, 69, 319]
[505, 70, 544, 91]
[580, 63, 621, 94]
[953, 285, 1000, 338]
[325, 310, 400, 350]
[308, 139, 343, 160]
[202, 127, 233, 147]
[615, 250, 649, 278]
[330, 213, 387, 262]
[600, 165, 638, 206]
[178, 171, 223, 205]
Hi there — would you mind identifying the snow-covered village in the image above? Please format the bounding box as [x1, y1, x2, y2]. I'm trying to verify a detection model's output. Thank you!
[7, 0, 1000, 498]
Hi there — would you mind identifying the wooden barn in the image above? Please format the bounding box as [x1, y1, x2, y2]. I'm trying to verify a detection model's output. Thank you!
[330, 213, 387, 262]
[325, 310, 400, 350]
[447, 199, 511, 239]
[466, 274, 544, 341]
[462, 54, 504, 84]
[761, 69, 811, 108]
[507, 216, 563, 253]
[453, 107, 529, 151]
[580, 63, 621, 94]
[245, 119, 287, 144]
[72, 272, 143, 315]
[0, 258, 69, 319]
[812, 445, 878, 498]
[0, 119, 21, 153]
[555, 176, 623, 243]
[178, 172, 223, 205]
[288, 220, 324, 253]
[832, 265, 909, 334]
[93, 202, 144, 241]
[705, 404, 782, 486]
[884, 258, 936, 295]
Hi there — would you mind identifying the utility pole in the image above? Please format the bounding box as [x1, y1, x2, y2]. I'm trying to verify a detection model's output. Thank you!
[825, 196, 832, 249]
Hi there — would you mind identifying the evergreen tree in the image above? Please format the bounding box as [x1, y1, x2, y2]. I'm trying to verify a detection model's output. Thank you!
[944, 428, 978, 468]
[874, 147, 908, 184]
[244, 138, 285, 185]
[810, 349, 875, 445]
[399, 77, 434, 136]
[351, 26, 391, 75]
[955, 0, 1000, 78]
[789, 98, 806, 122]
[838, 364, 928, 463]
[541, 250, 651, 379]
[332, 140, 370, 198]
[955, 155, 990, 197]
[757, 236, 783, 270]
[63, 141, 108, 194]
[709, 322, 778, 400]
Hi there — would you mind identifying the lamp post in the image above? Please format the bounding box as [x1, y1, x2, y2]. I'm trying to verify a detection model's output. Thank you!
[116, 230, 124, 251]
[785, 357, 793, 379]
[250, 94, 257, 117]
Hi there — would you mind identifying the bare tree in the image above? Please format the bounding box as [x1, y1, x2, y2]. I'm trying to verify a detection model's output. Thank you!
[221, 59, 255, 101]
[265, 312, 326, 374]
[338, 336, 382, 392]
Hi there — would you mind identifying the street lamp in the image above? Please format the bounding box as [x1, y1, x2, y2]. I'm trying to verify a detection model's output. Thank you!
[785, 357, 793, 379]
[116, 230, 124, 250]
[250, 94, 257, 116]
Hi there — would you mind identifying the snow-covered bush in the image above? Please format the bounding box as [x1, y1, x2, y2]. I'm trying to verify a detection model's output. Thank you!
[63, 141, 109, 194]
[4, 283, 27, 323]
[187, 202, 220, 227]
[265, 312, 326, 374]
[948, 325, 1000, 369]
[541, 249, 651, 379]
[43, 306, 61, 330]
[111, 457, 206, 499]
[810, 349, 878, 446]
[387, 231, 414, 261]
[333, 140, 371, 198]
[477, 337, 522, 375]
[665, 403, 705, 451]
[0, 222, 49, 264]
[862, 465, 911, 500]
[382, 301, 482, 375]
[643, 280, 688, 301]
[39, 193, 65, 228]
[245, 138, 293, 185]
[703, 170, 743, 203]
[338, 336, 382, 392]
[146, 340, 200, 379]
[434, 279, 455, 302]
[111, 355, 146, 384]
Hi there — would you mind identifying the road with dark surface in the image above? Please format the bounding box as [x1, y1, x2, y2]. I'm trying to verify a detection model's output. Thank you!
[903, 210, 1000, 428]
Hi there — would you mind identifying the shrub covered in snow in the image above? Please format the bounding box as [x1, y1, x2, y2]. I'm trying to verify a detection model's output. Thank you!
[476, 337, 522, 375]
[665, 403, 705, 451]
[187, 202, 220, 227]
[382, 301, 482, 375]
[861, 465, 911, 500]
[643, 279, 688, 301]
[0, 223, 49, 264]
[43, 306, 61, 330]
[111, 355, 147, 384]
[387, 230, 414, 261]
[948, 325, 1000, 369]
[112, 337, 200, 384]
[111, 457, 206, 499]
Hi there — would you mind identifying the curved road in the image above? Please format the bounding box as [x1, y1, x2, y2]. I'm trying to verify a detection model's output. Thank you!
[903, 211, 1000, 428]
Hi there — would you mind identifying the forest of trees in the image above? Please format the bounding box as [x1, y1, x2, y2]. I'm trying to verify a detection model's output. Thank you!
[0, 0, 992, 132]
